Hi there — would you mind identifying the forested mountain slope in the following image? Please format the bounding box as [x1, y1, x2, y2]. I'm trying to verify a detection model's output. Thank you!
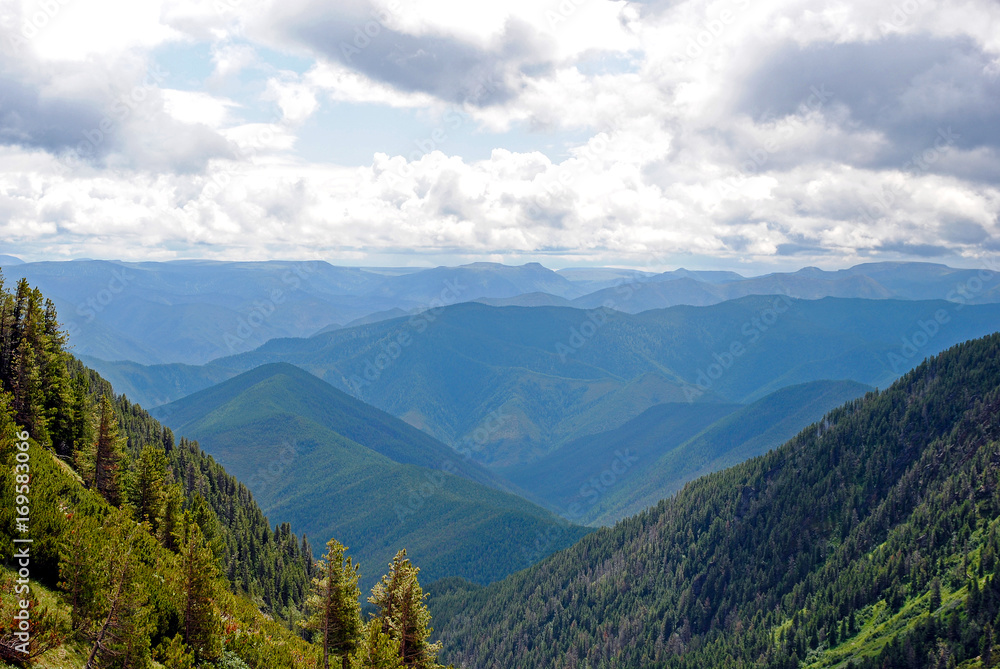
[508, 379, 871, 526]
[0, 273, 318, 666]
[431, 332, 1000, 669]
[153, 363, 591, 590]
[584, 379, 873, 524]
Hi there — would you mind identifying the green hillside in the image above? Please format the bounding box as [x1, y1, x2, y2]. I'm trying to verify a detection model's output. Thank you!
[505, 379, 871, 526]
[500, 400, 742, 520]
[0, 273, 319, 667]
[430, 333, 1000, 669]
[154, 363, 591, 590]
[153, 362, 503, 490]
[587, 379, 873, 524]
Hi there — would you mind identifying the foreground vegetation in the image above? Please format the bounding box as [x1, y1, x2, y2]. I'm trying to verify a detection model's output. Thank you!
[0, 273, 449, 668]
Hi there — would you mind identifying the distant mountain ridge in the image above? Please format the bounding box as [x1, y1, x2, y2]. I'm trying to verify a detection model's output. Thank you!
[504, 379, 872, 524]
[571, 261, 999, 312]
[4, 259, 998, 365]
[91, 298, 1000, 515]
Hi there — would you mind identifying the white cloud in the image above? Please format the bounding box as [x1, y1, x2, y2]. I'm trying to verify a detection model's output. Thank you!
[2, 0, 999, 268]
[161, 89, 239, 127]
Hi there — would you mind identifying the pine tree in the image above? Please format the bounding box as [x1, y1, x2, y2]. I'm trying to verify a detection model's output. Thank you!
[930, 577, 942, 612]
[351, 618, 403, 669]
[77, 513, 153, 669]
[40, 298, 72, 455]
[158, 634, 195, 669]
[160, 483, 184, 552]
[984, 623, 994, 668]
[125, 444, 168, 532]
[176, 512, 222, 663]
[369, 550, 441, 669]
[303, 539, 363, 669]
[78, 395, 126, 504]
[69, 375, 95, 459]
[59, 514, 104, 632]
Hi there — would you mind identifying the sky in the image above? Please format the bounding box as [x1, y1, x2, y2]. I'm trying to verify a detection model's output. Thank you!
[0, 0, 998, 272]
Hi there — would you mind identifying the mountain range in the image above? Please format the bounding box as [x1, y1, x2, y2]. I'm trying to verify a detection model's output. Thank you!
[86, 293, 1000, 528]
[3, 259, 997, 366]
[92, 296, 1000, 459]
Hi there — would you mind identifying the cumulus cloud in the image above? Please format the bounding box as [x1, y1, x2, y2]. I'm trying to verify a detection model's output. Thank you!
[0, 0, 998, 268]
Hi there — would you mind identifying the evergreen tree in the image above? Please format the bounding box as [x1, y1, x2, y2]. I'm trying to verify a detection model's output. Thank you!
[78, 395, 126, 505]
[157, 634, 195, 669]
[59, 514, 105, 632]
[303, 539, 363, 669]
[351, 618, 403, 669]
[930, 577, 942, 612]
[159, 482, 184, 552]
[125, 444, 168, 533]
[369, 550, 441, 669]
[76, 513, 153, 669]
[176, 511, 222, 663]
[984, 623, 994, 668]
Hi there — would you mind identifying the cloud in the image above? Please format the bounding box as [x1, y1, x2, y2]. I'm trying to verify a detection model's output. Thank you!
[254, 0, 559, 107]
[1, 0, 999, 270]
[0, 13, 234, 174]
[736, 35, 1000, 176]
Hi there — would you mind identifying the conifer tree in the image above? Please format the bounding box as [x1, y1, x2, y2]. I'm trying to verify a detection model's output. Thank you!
[351, 618, 403, 669]
[40, 298, 72, 455]
[159, 482, 184, 552]
[369, 550, 441, 669]
[158, 634, 195, 669]
[77, 395, 126, 504]
[75, 513, 153, 669]
[59, 514, 104, 632]
[303, 539, 363, 669]
[175, 511, 223, 663]
[126, 444, 169, 532]
[984, 623, 994, 668]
